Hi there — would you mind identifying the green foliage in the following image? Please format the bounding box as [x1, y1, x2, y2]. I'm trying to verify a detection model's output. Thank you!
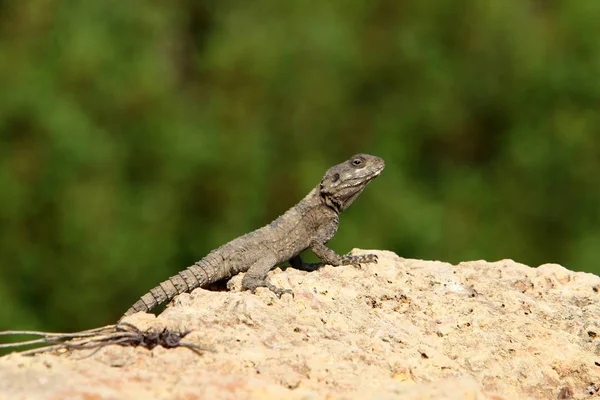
[1, 0, 599, 330]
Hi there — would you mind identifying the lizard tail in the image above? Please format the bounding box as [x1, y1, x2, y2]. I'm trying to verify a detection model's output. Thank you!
[121, 263, 210, 318]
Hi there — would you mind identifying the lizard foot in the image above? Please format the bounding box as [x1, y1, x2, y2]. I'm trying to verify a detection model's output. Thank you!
[242, 277, 294, 298]
[340, 253, 378, 267]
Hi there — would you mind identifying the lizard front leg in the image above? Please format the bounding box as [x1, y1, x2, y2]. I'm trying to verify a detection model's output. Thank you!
[310, 242, 378, 267]
[308, 217, 378, 267]
[241, 253, 293, 297]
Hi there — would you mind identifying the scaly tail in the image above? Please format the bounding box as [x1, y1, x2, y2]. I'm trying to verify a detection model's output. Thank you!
[121, 262, 211, 318]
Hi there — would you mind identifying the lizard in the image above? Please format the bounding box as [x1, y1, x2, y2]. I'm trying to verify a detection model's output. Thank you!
[122, 153, 385, 318]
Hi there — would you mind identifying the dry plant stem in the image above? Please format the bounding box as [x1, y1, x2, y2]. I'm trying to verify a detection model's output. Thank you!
[0, 325, 117, 337]
[0, 325, 120, 350]
[0, 323, 213, 356]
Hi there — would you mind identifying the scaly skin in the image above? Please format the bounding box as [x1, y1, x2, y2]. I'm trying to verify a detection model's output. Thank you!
[122, 154, 385, 318]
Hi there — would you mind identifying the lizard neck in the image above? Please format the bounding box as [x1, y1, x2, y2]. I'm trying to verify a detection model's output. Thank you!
[299, 185, 340, 215]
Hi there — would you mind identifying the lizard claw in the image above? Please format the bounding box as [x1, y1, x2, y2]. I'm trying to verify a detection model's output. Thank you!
[340, 253, 378, 267]
[365, 254, 378, 264]
[266, 283, 294, 298]
[242, 278, 294, 298]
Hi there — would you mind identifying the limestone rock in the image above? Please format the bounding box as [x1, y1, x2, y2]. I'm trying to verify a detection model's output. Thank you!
[1, 251, 599, 399]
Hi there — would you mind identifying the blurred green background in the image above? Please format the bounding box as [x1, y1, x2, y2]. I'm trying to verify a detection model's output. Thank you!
[1, 0, 599, 331]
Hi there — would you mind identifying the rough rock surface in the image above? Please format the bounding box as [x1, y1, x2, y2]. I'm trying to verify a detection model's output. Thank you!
[1, 250, 600, 399]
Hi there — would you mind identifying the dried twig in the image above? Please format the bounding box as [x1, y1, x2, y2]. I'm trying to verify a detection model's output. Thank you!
[0, 322, 213, 357]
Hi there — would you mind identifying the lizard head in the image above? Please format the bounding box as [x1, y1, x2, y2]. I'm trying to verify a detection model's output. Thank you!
[320, 153, 385, 213]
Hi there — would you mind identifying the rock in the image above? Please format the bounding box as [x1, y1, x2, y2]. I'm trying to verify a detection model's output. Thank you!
[1, 250, 599, 399]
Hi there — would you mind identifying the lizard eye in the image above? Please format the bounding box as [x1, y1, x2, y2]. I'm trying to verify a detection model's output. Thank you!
[332, 173, 340, 182]
[351, 158, 363, 167]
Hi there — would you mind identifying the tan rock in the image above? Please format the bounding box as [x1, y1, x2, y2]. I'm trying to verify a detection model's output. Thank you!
[1, 250, 599, 399]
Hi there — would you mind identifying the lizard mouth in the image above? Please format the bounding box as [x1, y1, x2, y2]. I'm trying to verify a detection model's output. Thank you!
[367, 166, 384, 181]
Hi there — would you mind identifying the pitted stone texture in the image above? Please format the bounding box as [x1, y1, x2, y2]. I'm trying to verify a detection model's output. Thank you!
[1, 251, 599, 400]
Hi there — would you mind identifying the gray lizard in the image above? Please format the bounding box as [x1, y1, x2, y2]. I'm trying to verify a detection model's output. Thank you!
[122, 154, 385, 317]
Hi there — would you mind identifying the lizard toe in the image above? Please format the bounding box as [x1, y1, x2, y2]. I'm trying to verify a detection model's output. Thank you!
[266, 283, 293, 298]
[365, 254, 378, 264]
